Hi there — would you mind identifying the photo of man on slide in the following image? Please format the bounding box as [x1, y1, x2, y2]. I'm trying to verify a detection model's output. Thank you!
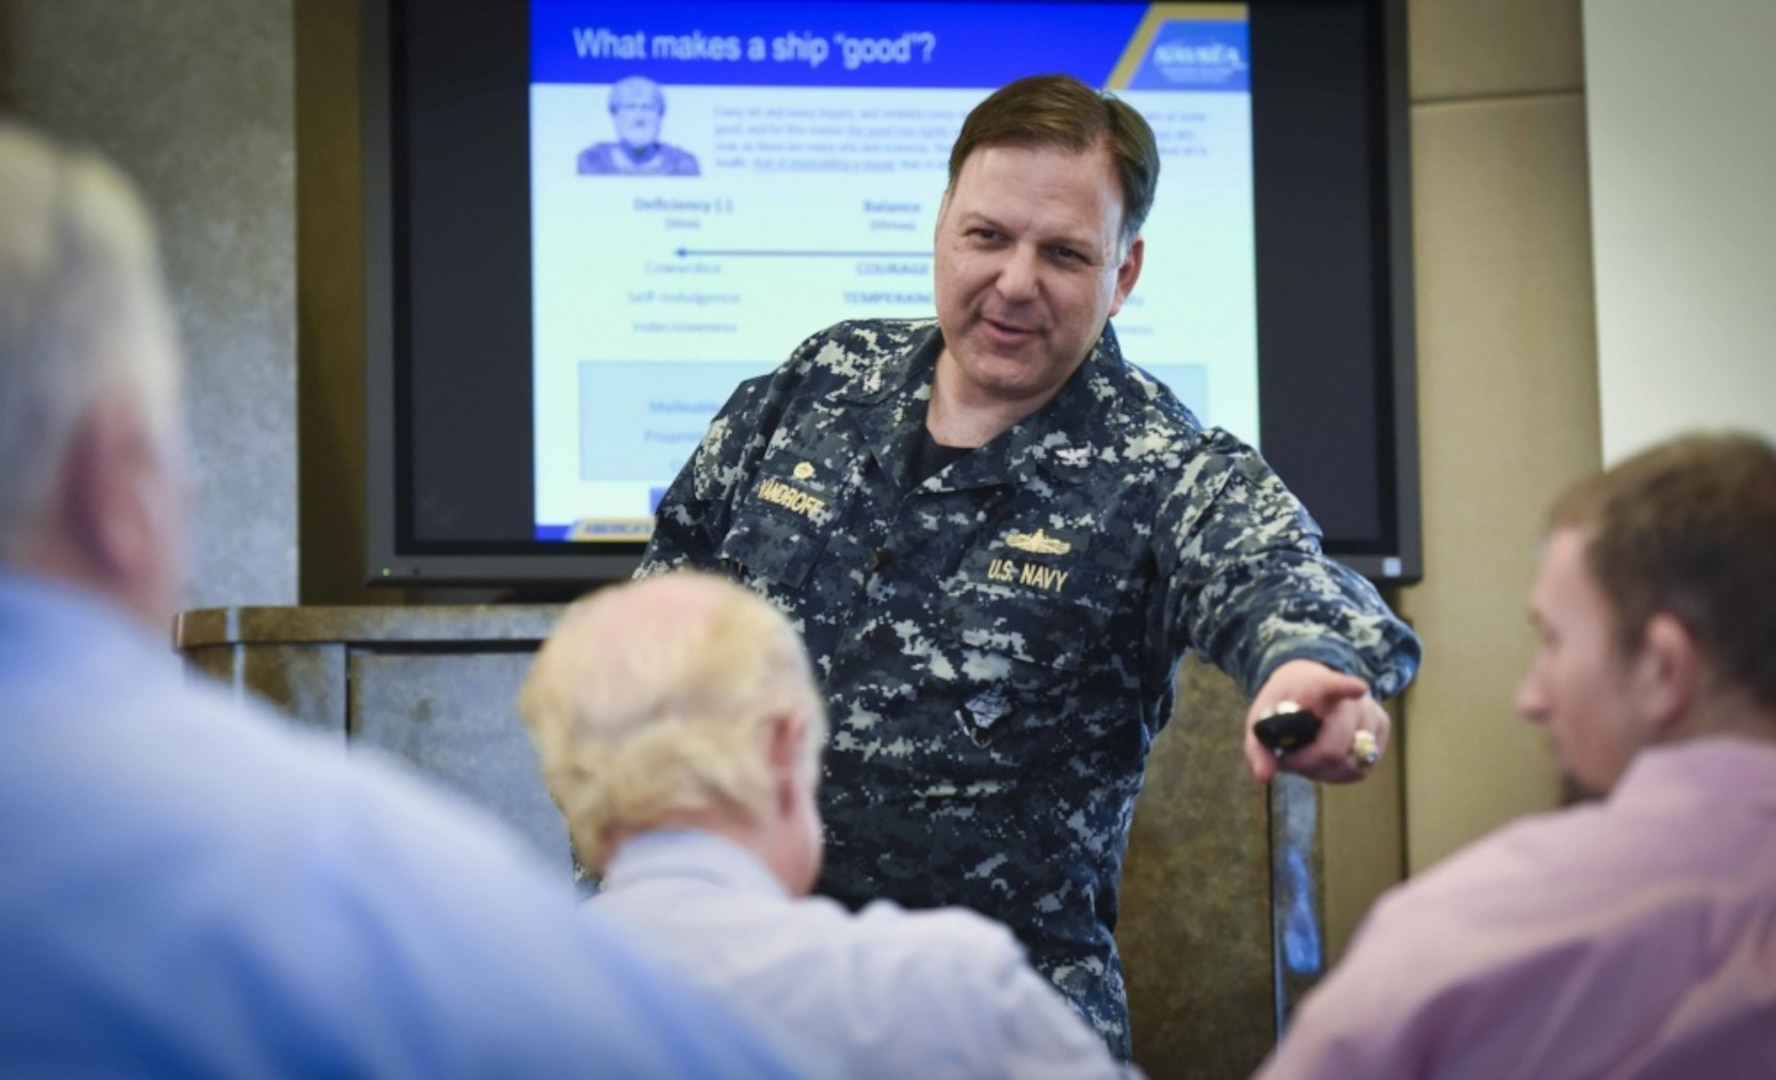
[577, 75, 701, 177]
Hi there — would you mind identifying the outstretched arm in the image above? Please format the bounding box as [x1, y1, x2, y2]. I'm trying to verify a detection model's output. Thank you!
[1155, 430, 1419, 782]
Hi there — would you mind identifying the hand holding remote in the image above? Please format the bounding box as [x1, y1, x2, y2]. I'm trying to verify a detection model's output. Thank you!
[1244, 660, 1384, 784]
[1253, 701, 1322, 757]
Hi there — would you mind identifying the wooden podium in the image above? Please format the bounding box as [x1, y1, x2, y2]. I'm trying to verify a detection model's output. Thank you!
[177, 604, 1330, 1077]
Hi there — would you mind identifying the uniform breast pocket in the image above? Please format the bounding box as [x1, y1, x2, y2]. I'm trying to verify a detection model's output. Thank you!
[939, 582, 1100, 670]
[717, 474, 853, 590]
[936, 568, 1108, 747]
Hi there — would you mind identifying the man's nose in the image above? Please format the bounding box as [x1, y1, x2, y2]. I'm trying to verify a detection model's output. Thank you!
[995, 245, 1041, 302]
[1514, 671, 1547, 724]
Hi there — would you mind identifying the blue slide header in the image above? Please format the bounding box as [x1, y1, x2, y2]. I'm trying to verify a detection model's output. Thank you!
[533, 1, 1247, 91]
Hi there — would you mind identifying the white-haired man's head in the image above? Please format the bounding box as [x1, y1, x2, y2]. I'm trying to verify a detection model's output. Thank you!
[0, 122, 186, 630]
[520, 570, 827, 893]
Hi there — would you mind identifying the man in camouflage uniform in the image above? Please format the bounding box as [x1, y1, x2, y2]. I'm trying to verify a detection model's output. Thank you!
[640, 74, 1421, 1060]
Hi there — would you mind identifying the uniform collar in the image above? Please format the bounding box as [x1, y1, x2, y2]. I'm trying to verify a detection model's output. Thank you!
[838, 323, 939, 494]
[832, 320, 943, 407]
[841, 321, 1131, 495]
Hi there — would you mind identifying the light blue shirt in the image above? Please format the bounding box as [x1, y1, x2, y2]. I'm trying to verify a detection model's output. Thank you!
[593, 828, 1138, 1079]
[0, 573, 817, 1077]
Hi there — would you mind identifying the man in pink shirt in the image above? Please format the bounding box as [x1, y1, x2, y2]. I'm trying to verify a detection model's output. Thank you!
[1260, 432, 1776, 1079]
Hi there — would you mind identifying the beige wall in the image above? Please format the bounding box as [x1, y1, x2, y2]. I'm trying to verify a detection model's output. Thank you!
[1585, 0, 1776, 461]
[1393, 0, 1600, 873]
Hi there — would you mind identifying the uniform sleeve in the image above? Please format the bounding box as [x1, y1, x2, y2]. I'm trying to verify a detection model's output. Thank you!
[1155, 429, 1420, 699]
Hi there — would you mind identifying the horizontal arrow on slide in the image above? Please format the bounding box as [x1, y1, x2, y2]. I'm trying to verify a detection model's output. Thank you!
[673, 248, 928, 259]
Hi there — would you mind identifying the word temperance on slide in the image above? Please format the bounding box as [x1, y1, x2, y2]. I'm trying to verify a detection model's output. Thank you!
[529, 0, 1257, 542]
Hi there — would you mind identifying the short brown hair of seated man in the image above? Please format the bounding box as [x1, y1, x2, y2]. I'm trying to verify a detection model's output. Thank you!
[1259, 431, 1776, 1078]
[520, 569, 1137, 1079]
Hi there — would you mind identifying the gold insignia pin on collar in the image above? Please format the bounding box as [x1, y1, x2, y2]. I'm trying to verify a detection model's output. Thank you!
[792, 462, 815, 480]
[1006, 528, 1070, 555]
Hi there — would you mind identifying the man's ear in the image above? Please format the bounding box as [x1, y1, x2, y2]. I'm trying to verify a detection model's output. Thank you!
[1107, 234, 1144, 317]
[68, 399, 148, 578]
[768, 711, 810, 814]
[56, 395, 176, 627]
[1633, 613, 1703, 737]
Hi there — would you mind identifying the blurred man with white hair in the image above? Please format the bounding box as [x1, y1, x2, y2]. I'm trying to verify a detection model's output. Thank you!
[521, 569, 1135, 1079]
[0, 121, 811, 1077]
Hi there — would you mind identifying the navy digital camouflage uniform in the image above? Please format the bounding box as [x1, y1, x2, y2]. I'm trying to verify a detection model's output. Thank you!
[640, 318, 1421, 1059]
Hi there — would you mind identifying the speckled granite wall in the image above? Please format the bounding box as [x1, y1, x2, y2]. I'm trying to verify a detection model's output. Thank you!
[4, 0, 298, 608]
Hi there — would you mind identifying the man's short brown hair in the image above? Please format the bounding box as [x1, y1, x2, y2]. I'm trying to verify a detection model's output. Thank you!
[946, 74, 1159, 250]
[1550, 432, 1776, 711]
